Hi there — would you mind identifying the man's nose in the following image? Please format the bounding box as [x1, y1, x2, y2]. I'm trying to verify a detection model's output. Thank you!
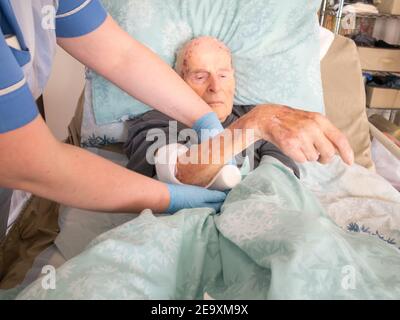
[208, 76, 221, 93]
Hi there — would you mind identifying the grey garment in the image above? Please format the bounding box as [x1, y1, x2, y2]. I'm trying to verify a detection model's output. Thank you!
[123, 105, 300, 178]
[55, 207, 138, 260]
[0, 188, 13, 240]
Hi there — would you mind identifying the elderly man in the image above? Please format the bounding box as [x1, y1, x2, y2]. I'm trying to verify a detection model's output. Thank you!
[124, 36, 353, 189]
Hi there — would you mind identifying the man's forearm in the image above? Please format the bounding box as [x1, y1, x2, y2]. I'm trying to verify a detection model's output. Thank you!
[57, 15, 212, 127]
[176, 116, 260, 186]
[0, 117, 170, 213]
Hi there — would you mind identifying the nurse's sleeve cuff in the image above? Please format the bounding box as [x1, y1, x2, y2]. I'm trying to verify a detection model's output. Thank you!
[56, 0, 107, 38]
[0, 82, 39, 133]
[0, 33, 38, 133]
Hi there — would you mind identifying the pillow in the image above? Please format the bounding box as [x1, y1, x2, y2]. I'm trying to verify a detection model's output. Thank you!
[91, 0, 324, 125]
[68, 83, 129, 148]
[320, 35, 374, 170]
[80, 78, 130, 147]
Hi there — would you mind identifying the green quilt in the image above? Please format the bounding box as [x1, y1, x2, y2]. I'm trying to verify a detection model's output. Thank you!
[13, 158, 400, 299]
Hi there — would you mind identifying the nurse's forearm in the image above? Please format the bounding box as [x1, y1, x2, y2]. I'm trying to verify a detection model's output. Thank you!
[176, 116, 260, 187]
[57, 15, 212, 127]
[0, 117, 170, 213]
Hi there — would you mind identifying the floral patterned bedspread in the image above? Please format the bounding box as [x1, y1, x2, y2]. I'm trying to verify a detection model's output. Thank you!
[15, 156, 400, 300]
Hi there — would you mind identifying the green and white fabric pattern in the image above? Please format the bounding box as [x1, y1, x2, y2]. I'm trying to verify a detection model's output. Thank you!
[15, 156, 400, 300]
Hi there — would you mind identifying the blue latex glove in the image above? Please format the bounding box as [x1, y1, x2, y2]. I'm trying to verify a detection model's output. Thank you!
[192, 112, 224, 142]
[166, 184, 227, 214]
[193, 112, 236, 165]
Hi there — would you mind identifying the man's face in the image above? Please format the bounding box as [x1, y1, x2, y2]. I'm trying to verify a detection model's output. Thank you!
[181, 39, 235, 122]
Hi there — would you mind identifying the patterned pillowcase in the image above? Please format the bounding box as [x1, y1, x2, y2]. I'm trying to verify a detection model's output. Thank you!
[89, 0, 324, 127]
[80, 78, 130, 148]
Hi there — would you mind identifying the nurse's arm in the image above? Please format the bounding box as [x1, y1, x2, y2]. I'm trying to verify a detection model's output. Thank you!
[57, 15, 213, 127]
[0, 116, 170, 213]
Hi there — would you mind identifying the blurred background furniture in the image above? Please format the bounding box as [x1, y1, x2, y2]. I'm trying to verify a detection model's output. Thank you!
[320, 0, 400, 152]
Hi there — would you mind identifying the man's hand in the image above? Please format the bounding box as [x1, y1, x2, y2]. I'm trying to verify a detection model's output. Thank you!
[242, 104, 354, 165]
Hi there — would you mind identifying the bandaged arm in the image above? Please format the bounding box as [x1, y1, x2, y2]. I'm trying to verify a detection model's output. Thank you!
[155, 115, 261, 189]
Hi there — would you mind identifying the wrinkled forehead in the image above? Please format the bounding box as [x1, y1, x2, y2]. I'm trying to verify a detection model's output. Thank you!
[186, 37, 231, 55]
[182, 37, 233, 69]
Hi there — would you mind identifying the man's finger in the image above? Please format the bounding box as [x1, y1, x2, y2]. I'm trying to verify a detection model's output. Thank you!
[326, 128, 354, 165]
[313, 134, 337, 164]
[315, 116, 354, 165]
[283, 148, 308, 164]
[273, 134, 308, 164]
[300, 141, 320, 162]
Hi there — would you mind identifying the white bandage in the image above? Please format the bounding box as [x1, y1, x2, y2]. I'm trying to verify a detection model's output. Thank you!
[155, 143, 188, 185]
[155, 143, 242, 191]
[206, 165, 242, 191]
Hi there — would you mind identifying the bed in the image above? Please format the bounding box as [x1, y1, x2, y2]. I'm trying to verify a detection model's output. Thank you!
[1, 0, 399, 299]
